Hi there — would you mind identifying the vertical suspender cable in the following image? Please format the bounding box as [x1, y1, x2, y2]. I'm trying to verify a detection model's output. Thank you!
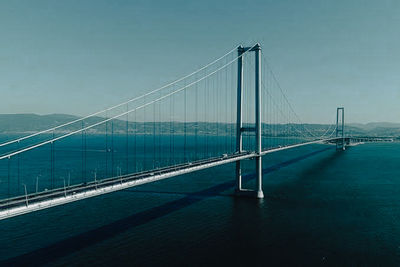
[203, 74, 206, 158]
[206, 74, 209, 157]
[195, 72, 198, 161]
[126, 103, 129, 174]
[184, 81, 187, 162]
[17, 141, 20, 194]
[105, 111, 108, 178]
[153, 98, 156, 168]
[216, 72, 219, 156]
[51, 130, 55, 189]
[134, 111, 137, 172]
[231, 58, 234, 153]
[225, 62, 228, 154]
[8, 157, 10, 203]
[158, 91, 161, 167]
[143, 97, 146, 170]
[81, 121, 84, 183]
[158, 91, 162, 166]
[111, 120, 114, 176]
[84, 127, 87, 183]
[169, 87, 173, 166]
[172, 88, 175, 165]
[214, 72, 216, 156]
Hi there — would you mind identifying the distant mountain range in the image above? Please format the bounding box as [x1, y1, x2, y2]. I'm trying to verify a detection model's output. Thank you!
[0, 113, 399, 138]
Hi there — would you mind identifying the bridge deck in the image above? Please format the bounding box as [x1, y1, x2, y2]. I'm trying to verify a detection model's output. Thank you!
[0, 138, 339, 220]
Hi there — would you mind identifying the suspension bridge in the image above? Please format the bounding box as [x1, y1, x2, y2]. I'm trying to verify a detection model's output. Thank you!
[0, 43, 346, 220]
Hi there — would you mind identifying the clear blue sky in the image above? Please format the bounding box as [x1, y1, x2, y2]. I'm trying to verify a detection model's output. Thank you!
[0, 0, 399, 123]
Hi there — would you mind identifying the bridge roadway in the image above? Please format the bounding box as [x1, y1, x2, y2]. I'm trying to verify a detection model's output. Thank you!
[0, 137, 340, 220]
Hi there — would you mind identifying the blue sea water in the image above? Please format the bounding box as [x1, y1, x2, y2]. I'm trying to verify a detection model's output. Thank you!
[0, 139, 400, 266]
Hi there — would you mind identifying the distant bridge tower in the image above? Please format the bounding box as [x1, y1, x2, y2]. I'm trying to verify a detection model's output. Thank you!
[235, 43, 264, 199]
[336, 107, 345, 150]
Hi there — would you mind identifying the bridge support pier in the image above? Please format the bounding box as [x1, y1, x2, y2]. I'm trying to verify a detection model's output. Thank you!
[235, 161, 242, 192]
[235, 43, 264, 199]
[255, 156, 264, 198]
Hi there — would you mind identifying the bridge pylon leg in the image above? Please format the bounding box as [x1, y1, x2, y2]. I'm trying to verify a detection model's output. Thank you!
[254, 44, 264, 199]
[235, 45, 244, 194]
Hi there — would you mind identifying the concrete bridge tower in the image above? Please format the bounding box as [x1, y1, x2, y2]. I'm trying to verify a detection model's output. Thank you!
[235, 44, 264, 199]
[336, 107, 345, 150]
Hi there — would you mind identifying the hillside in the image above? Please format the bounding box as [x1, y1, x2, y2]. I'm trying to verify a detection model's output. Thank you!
[0, 114, 399, 138]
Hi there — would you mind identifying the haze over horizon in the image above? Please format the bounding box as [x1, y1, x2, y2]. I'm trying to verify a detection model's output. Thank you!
[1, 112, 400, 126]
[1, 0, 399, 124]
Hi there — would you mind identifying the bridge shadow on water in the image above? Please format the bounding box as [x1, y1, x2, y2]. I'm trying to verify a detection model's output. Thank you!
[3, 146, 337, 265]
